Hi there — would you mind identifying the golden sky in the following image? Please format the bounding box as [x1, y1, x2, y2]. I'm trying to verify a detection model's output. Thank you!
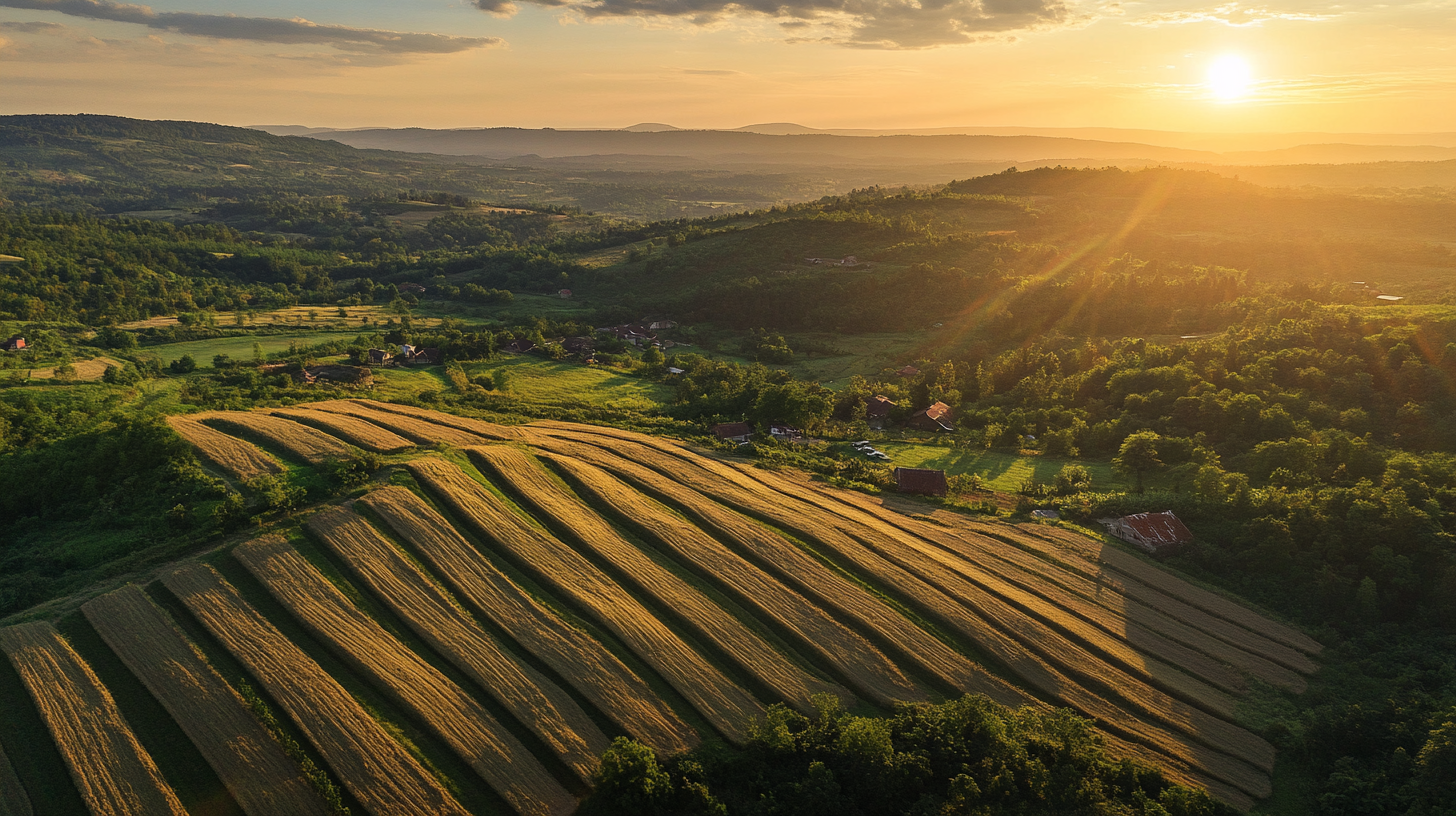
[1, 0, 1454, 133]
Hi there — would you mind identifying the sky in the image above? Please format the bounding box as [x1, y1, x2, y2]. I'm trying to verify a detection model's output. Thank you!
[1, 0, 1454, 133]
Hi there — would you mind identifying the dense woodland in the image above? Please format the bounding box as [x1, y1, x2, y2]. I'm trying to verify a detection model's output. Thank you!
[2, 117, 1455, 815]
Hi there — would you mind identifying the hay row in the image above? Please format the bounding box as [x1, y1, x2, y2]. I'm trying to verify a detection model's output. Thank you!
[0, 621, 187, 816]
[1027, 525, 1321, 655]
[166, 414, 283, 480]
[926, 519, 1307, 693]
[358, 486, 699, 757]
[533, 429, 1271, 797]
[516, 431, 1035, 709]
[306, 401, 494, 448]
[736, 462, 1275, 773]
[797, 487, 1252, 698]
[269, 408, 415, 453]
[233, 536, 574, 816]
[962, 523, 1317, 675]
[307, 506, 609, 784]
[348, 400, 524, 442]
[470, 445, 856, 711]
[160, 563, 470, 816]
[0, 741, 29, 816]
[80, 586, 332, 816]
[407, 456, 765, 743]
[196, 411, 356, 464]
[537, 450, 927, 707]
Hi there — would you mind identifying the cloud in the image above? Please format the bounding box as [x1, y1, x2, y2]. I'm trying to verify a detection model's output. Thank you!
[681, 67, 739, 74]
[1131, 3, 1336, 27]
[0, 0, 505, 53]
[480, 0, 1079, 48]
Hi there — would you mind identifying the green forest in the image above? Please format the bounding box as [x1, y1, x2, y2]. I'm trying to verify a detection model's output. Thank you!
[2, 115, 1455, 816]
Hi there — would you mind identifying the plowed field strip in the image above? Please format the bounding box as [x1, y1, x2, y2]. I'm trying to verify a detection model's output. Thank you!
[524, 449, 919, 706]
[932, 520, 1306, 692]
[0, 742, 29, 816]
[531, 428, 1270, 798]
[793, 486, 1250, 697]
[408, 457, 764, 743]
[196, 412, 356, 464]
[160, 563, 470, 816]
[81, 586, 332, 816]
[358, 486, 698, 757]
[960, 522, 1317, 674]
[269, 409, 415, 453]
[1024, 525, 1321, 655]
[738, 463, 1272, 770]
[471, 445, 856, 710]
[348, 400, 524, 441]
[308, 506, 608, 784]
[517, 432, 1033, 709]
[305, 401, 492, 447]
[232, 536, 574, 816]
[167, 415, 283, 480]
[0, 621, 187, 816]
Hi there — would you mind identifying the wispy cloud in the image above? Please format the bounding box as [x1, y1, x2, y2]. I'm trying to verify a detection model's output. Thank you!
[1131, 3, 1337, 27]
[479, 0, 1083, 49]
[0, 0, 505, 53]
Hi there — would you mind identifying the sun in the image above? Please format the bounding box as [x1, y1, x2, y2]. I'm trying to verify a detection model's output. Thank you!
[1206, 55, 1253, 101]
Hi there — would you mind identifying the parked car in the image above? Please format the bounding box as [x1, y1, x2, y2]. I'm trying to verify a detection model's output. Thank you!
[851, 440, 871, 447]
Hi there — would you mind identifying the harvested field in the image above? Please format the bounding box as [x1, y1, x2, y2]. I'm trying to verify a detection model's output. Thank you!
[358, 486, 699, 757]
[349, 400, 523, 442]
[0, 621, 187, 816]
[470, 445, 857, 710]
[0, 743, 28, 816]
[166, 414, 283, 480]
[517, 432, 1034, 709]
[196, 411, 356, 464]
[529, 427, 1273, 797]
[535, 450, 925, 707]
[233, 536, 574, 816]
[307, 506, 609, 784]
[160, 563, 470, 816]
[24, 356, 124, 382]
[81, 586, 332, 816]
[407, 456, 766, 743]
[305, 400, 494, 447]
[269, 408, 415, 453]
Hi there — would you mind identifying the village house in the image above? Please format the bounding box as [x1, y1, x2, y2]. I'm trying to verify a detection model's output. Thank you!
[559, 288, 573, 299]
[894, 467, 949, 496]
[405, 347, 441, 365]
[367, 348, 392, 365]
[1101, 511, 1194, 555]
[600, 324, 658, 346]
[504, 338, 536, 354]
[2, 335, 25, 352]
[768, 424, 801, 441]
[562, 336, 595, 354]
[712, 422, 754, 443]
[865, 394, 896, 429]
[907, 401, 955, 432]
[642, 315, 678, 331]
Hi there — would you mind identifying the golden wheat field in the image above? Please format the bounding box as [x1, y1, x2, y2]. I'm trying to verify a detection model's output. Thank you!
[0, 400, 1326, 814]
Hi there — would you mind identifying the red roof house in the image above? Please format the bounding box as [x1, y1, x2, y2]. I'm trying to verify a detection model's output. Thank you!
[894, 467, 949, 496]
[2, 335, 25, 351]
[907, 401, 954, 432]
[1103, 511, 1194, 555]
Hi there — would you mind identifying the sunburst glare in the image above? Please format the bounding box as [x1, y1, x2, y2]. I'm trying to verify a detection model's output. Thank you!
[1206, 54, 1253, 101]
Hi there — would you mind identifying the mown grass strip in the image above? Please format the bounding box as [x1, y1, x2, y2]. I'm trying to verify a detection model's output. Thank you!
[471, 445, 858, 711]
[308, 506, 610, 785]
[269, 408, 416, 453]
[233, 535, 575, 816]
[536, 449, 925, 707]
[407, 456, 765, 743]
[0, 621, 187, 816]
[80, 586, 333, 816]
[160, 563, 471, 816]
[166, 415, 283, 480]
[195, 411, 357, 464]
[358, 485, 699, 756]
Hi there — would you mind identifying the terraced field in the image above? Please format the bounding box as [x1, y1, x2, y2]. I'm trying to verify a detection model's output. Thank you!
[0, 401, 1322, 814]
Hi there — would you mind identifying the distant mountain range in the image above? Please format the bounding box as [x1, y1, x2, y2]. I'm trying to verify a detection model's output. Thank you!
[250, 123, 1456, 166]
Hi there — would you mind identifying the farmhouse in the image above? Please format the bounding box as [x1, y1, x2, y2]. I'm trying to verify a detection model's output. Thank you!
[712, 422, 754, 443]
[2, 335, 25, 352]
[367, 348, 392, 365]
[642, 315, 678, 331]
[907, 401, 954, 432]
[559, 289, 573, 299]
[894, 467, 948, 496]
[865, 395, 896, 428]
[1102, 511, 1194, 555]
[405, 347, 441, 365]
[768, 424, 801, 441]
[601, 324, 657, 346]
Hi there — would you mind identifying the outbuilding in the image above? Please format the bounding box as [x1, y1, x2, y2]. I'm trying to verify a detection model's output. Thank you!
[894, 467, 948, 496]
[907, 401, 955, 432]
[712, 422, 754, 443]
[1102, 511, 1193, 555]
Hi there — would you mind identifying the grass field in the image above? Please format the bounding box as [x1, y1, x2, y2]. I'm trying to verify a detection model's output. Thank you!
[850, 441, 1129, 493]
[459, 357, 671, 411]
[140, 333, 360, 368]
